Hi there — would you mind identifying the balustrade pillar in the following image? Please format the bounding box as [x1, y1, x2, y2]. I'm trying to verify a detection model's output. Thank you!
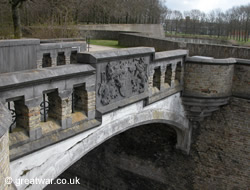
[58, 91, 72, 129]
[160, 66, 167, 90]
[85, 86, 96, 120]
[25, 97, 43, 141]
[65, 51, 71, 65]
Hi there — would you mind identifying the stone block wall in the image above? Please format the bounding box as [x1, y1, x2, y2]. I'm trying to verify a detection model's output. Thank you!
[232, 61, 250, 99]
[184, 58, 235, 97]
[119, 33, 250, 59]
[119, 33, 180, 52]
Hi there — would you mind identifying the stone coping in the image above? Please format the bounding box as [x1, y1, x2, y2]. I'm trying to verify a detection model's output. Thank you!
[120, 32, 177, 42]
[120, 32, 250, 49]
[0, 64, 95, 89]
[0, 103, 12, 138]
[235, 58, 250, 65]
[154, 50, 188, 61]
[0, 39, 40, 47]
[78, 47, 155, 64]
[40, 41, 86, 50]
[186, 57, 237, 65]
[40, 38, 85, 43]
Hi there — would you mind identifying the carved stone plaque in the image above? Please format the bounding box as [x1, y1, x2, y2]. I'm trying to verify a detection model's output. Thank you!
[97, 57, 149, 106]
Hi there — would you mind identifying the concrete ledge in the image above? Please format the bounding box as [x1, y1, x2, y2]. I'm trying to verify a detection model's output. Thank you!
[10, 119, 101, 161]
[78, 47, 155, 64]
[0, 39, 40, 47]
[236, 58, 250, 65]
[154, 50, 188, 61]
[40, 38, 85, 43]
[186, 57, 236, 65]
[97, 92, 149, 114]
[0, 64, 95, 90]
[40, 42, 86, 50]
[147, 86, 182, 105]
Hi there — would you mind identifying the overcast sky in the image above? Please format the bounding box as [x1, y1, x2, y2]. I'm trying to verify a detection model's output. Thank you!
[165, 0, 250, 13]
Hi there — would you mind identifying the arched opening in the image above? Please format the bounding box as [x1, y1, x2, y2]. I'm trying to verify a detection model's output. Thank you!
[45, 123, 193, 190]
[42, 53, 52, 68]
[153, 67, 161, 92]
[40, 90, 62, 134]
[70, 51, 78, 64]
[57, 52, 66, 66]
[165, 64, 172, 88]
[72, 83, 88, 124]
[7, 97, 29, 146]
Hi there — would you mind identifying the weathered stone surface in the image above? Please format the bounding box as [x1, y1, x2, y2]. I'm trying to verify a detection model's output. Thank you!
[0, 133, 11, 190]
[119, 32, 250, 59]
[184, 59, 234, 97]
[232, 60, 250, 99]
[10, 93, 190, 190]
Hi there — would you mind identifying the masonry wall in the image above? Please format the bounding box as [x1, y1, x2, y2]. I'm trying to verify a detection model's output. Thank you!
[0, 39, 39, 73]
[184, 62, 234, 97]
[79, 30, 138, 40]
[0, 132, 10, 190]
[232, 63, 250, 98]
[119, 33, 250, 59]
[193, 97, 250, 189]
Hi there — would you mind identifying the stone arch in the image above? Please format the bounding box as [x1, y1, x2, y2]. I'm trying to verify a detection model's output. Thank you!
[10, 108, 191, 190]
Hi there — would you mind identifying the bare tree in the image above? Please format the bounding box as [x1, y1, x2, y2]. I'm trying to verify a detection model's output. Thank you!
[9, 0, 29, 38]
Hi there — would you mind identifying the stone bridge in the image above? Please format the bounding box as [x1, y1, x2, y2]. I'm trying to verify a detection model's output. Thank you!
[0, 39, 249, 190]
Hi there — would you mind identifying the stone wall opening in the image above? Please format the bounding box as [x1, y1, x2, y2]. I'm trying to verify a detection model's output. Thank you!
[57, 52, 66, 66]
[72, 84, 88, 124]
[175, 62, 182, 85]
[40, 90, 62, 133]
[70, 51, 78, 64]
[165, 64, 172, 88]
[153, 67, 161, 91]
[7, 97, 30, 147]
[42, 53, 52, 68]
[6, 98, 28, 134]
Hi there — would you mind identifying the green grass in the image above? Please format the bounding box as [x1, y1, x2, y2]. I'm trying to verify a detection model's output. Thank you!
[89, 40, 126, 48]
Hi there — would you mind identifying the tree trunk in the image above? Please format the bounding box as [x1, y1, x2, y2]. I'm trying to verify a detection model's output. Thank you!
[11, 3, 22, 38]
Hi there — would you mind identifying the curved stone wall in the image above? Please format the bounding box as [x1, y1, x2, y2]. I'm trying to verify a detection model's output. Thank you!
[232, 59, 250, 99]
[184, 57, 235, 98]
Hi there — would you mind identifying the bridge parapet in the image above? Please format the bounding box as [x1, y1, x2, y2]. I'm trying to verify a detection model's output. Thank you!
[0, 64, 99, 159]
[78, 47, 154, 114]
[0, 46, 188, 160]
[0, 39, 86, 74]
[148, 50, 187, 104]
[183, 57, 250, 121]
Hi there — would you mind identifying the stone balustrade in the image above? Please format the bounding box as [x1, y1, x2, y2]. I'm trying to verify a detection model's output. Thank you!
[0, 45, 249, 181]
[0, 47, 187, 160]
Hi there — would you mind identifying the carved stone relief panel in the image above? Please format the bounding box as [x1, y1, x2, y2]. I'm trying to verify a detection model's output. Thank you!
[97, 57, 149, 106]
